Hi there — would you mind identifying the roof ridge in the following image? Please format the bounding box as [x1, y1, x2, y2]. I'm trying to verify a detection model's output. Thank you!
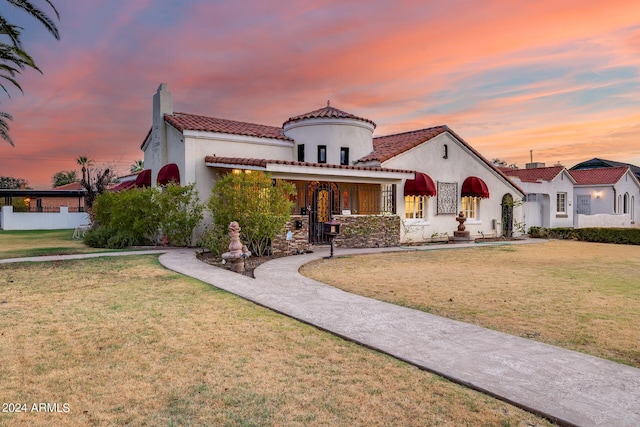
[172, 111, 282, 129]
[373, 125, 447, 139]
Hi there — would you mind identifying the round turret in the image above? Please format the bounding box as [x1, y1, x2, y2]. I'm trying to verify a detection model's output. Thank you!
[283, 102, 375, 165]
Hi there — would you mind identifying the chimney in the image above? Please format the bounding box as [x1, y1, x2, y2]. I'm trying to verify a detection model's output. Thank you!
[150, 83, 173, 173]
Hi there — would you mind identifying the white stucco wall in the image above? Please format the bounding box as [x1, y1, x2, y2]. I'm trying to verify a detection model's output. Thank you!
[380, 133, 524, 242]
[510, 170, 575, 229]
[575, 213, 631, 228]
[1, 206, 90, 230]
[283, 118, 374, 165]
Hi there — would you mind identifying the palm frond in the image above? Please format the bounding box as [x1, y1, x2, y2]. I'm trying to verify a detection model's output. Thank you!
[0, 112, 14, 147]
[6, 0, 60, 40]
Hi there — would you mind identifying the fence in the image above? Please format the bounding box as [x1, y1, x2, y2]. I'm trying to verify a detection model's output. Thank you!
[0, 206, 90, 230]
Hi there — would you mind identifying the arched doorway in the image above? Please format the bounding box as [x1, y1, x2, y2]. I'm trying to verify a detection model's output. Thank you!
[501, 194, 514, 238]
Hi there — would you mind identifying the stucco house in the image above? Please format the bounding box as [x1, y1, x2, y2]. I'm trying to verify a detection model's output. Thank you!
[140, 83, 524, 249]
[500, 166, 576, 229]
[501, 164, 640, 230]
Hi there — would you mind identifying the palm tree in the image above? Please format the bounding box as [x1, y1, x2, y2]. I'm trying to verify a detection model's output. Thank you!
[130, 159, 144, 174]
[1, 0, 60, 146]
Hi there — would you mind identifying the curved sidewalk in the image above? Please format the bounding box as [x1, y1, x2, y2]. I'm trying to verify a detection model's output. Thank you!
[158, 244, 640, 427]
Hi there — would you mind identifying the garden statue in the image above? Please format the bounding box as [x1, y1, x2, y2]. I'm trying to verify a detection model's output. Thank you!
[456, 211, 466, 231]
[222, 221, 251, 273]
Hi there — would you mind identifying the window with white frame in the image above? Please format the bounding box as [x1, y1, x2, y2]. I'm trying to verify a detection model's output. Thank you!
[461, 196, 479, 219]
[405, 196, 427, 219]
[556, 192, 567, 214]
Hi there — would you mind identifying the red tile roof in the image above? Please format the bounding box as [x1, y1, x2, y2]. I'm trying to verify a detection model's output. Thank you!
[360, 126, 448, 163]
[568, 166, 629, 185]
[500, 166, 565, 183]
[165, 112, 292, 141]
[204, 156, 413, 174]
[283, 103, 376, 128]
[52, 182, 84, 191]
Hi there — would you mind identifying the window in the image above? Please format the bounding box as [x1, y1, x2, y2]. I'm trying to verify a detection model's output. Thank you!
[340, 147, 349, 165]
[556, 192, 567, 214]
[624, 193, 629, 214]
[297, 144, 305, 162]
[442, 144, 448, 159]
[405, 196, 427, 219]
[318, 145, 327, 163]
[461, 196, 479, 219]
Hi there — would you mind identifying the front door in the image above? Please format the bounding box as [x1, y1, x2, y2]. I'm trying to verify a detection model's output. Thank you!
[577, 195, 591, 215]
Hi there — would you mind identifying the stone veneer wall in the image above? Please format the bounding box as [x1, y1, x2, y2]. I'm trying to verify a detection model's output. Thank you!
[271, 215, 310, 255]
[333, 214, 400, 248]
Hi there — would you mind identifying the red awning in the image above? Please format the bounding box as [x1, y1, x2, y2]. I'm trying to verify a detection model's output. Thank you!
[135, 169, 152, 188]
[157, 163, 180, 185]
[461, 176, 490, 198]
[404, 172, 437, 197]
[110, 180, 136, 192]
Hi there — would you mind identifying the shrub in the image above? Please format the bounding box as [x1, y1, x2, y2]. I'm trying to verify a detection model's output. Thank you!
[208, 172, 295, 256]
[197, 225, 230, 258]
[528, 226, 640, 245]
[88, 183, 203, 248]
[157, 184, 203, 246]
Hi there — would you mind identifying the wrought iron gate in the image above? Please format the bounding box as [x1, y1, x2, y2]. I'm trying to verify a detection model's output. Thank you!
[308, 182, 339, 244]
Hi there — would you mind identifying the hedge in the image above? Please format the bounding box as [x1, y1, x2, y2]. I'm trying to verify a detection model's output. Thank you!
[529, 226, 640, 245]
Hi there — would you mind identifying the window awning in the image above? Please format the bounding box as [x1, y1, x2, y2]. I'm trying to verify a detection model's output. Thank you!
[404, 172, 436, 197]
[461, 176, 490, 198]
[110, 180, 136, 192]
[157, 163, 180, 185]
[135, 169, 152, 188]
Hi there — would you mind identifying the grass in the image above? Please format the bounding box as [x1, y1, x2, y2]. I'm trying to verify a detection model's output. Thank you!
[0, 230, 120, 259]
[0, 255, 552, 426]
[300, 240, 640, 367]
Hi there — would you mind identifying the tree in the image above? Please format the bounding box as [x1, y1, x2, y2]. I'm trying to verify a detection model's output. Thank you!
[77, 155, 114, 210]
[1, 0, 60, 146]
[208, 171, 295, 256]
[130, 159, 144, 173]
[0, 175, 25, 189]
[51, 170, 77, 187]
[492, 158, 518, 169]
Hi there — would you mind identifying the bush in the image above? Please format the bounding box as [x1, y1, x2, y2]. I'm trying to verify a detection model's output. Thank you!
[88, 183, 203, 248]
[197, 225, 230, 258]
[528, 226, 640, 245]
[208, 172, 295, 256]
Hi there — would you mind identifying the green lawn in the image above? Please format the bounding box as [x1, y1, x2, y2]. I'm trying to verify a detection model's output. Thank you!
[0, 229, 109, 259]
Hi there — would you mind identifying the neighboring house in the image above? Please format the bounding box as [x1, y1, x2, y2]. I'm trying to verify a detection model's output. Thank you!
[0, 185, 88, 230]
[571, 158, 640, 182]
[568, 166, 639, 227]
[500, 166, 576, 228]
[140, 83, 524, 248]
[501, 163, 640, 229]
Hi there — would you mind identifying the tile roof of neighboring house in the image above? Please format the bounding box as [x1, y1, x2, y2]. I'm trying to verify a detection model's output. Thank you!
[283, 103, 376, 128]
[568, 166, 629, 185]
[359, 126, 449, 163]
[204, 156, 413, 174]
[52, 182, 85, 191]
[499, 166, 565, 183]
[570, 157, 640, 181]
[164, 112, 293, 141]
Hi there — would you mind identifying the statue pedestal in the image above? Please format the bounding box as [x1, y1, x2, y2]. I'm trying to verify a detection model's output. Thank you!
[450, 230, 475, 244]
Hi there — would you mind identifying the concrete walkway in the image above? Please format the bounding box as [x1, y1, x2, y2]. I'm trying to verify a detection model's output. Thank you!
[156, 243, 640, 427]
[3, 242, 639, 426]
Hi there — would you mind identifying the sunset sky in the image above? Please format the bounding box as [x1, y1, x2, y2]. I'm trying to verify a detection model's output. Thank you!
[2, 0, 640, 188]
